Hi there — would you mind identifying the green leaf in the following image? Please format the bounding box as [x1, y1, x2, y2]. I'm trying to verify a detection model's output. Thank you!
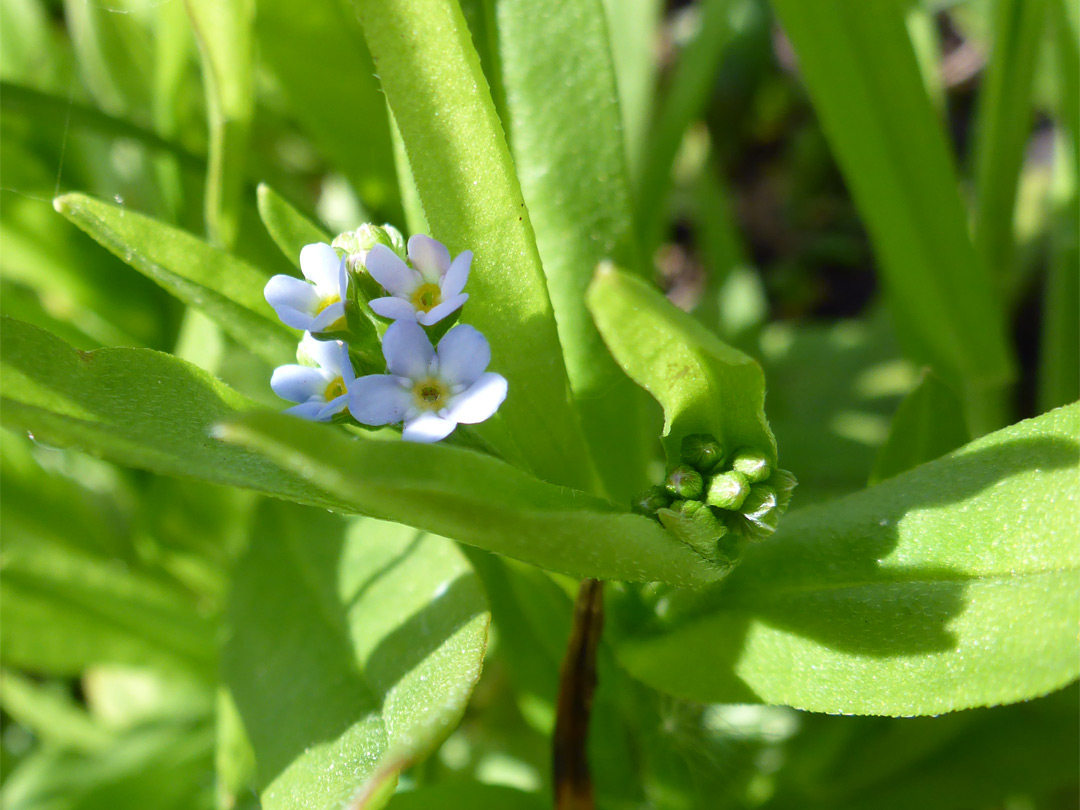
[2, 317, 720, 587]
[254, 0, 400, 219]
[600, 0, 661, 183]
[54, 192, 296, 366]
[770, 0, 1014, 394]
[386, 784, 546, 810]
[0, 670, 114, 753]
[616, 403, 1080, 716]
[1, 723, 215, 810]
[0, 317, 339, 510]
[184, 0, 254, 248]
[0, 529, 215, 677]
[0, 81, 201, 170]
[870, 370, 970, 485]
[971, 0, 1048, 287]
[224, 506, 489, 810]
[255, 183, 331, 269]
[351, 0, 601, 493]
[495, 0, 653, 498]
[62, 0, 154, 117]
[218, 410, 726, 587]
[636, 0, 735, 251]
[587, 265, 776, 464]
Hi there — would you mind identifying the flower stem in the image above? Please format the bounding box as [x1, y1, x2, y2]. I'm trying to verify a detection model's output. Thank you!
[553, 578, 604, 810]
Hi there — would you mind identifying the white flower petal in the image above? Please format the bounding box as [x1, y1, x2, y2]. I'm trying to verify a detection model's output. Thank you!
[370, 297, 419, 321]
[310, 301, 346, 333]
[265, 274, 320, 315]
[316, 393, 350, 420]
[272, 306, 316, 331]
[336, 255, 349, 300]
[382, 320, 434, 379]
[435, 324, 490, 387]
[408, 234, 451, 282]
[367, 244, 418, 297]
[271, 365, 330, 403]
[299, 243, 344, 293]
[337, 343, 356, 385]
[416, 293, 468, 326]
[440, 250, 471, 298]
[402, 411, 457, 443]
[285, 400, 332, 421]
[300, 334, 344, 373]
[446, 372, 507, 424]
[348, 374, 412, 426]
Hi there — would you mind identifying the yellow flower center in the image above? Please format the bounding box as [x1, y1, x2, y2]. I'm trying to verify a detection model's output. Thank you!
[316, 294, 346, 331]
[317, 293, 341, 313]
[323, 376, 347, 401]
[412, 377, 448, 411]
[410, 283, 442, 313]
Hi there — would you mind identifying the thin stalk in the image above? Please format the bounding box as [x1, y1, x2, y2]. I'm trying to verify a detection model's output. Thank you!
[553, 579, 604, 810]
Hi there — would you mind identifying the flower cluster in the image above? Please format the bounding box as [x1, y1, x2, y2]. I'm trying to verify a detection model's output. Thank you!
[633, 434, 796, 564]
[264, 226, 507, 443]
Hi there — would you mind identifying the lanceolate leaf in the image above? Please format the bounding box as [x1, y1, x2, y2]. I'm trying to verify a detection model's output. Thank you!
[184, 0, 254, 247]
[255, 183, 331, 269]
[0, 317, 337, 509]
[54, 193, 295, 366]
[217, 411, 726, 587]
[496, 0, 653, 499]
[971, 0, 1047, 286]
[2, 318, 722, 587]
[351, 0, 602, 493]
[770, 0, 1014, 393]
[225, 507, 488, 809]
[588, 265, 776, 464]
[617, 403, 1080, 716]
[253, 0, 400, 219]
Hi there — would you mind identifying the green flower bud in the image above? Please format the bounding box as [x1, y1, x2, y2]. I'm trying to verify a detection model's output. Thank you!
[665, 464, 704, 500]
[705, 470, 750, 510]
[739, 484, 779, 541]
[631, 486, 673, 519]
[730, 449, 771, 483]
[681, 433, 725, 473]
[769, 468, 798, 515]
[657, 500, 728, 559]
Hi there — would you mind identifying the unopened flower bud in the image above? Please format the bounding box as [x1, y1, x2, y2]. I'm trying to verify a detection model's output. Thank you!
[740, 484, 779, 541]
[681, 433, 725, 473]
[665, 465, 703, 500]
[631, 486, 672, 518]
[658, 500, 728, 559]
[731, 449, 771, 483]
[706, 470, 750, 510]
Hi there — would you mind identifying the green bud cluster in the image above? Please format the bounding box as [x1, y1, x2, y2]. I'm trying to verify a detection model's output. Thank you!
[631, 433, 797, 564]
[332, 223, 407, 272]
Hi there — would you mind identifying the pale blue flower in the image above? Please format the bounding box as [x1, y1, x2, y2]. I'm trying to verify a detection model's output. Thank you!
[349, 320, 507, 443]
[271, 334, 355, 421]
[264, 243, 349, 333]
[366, 234, 470, 326]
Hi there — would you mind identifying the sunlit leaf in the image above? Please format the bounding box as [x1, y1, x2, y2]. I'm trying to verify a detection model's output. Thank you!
[351, 0, 602, 493]
[588, 265, 776, 464]
[224, 507, 489, 810]
[617, 403, 1080, 715]
[54, 192, 295, 366]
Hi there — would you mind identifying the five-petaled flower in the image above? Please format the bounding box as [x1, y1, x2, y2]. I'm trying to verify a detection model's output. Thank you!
[264, 243, 349, 333]
[271, 333, 355, 421]
[366, 234, 470, 325]
[349, 320, 507, 442]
